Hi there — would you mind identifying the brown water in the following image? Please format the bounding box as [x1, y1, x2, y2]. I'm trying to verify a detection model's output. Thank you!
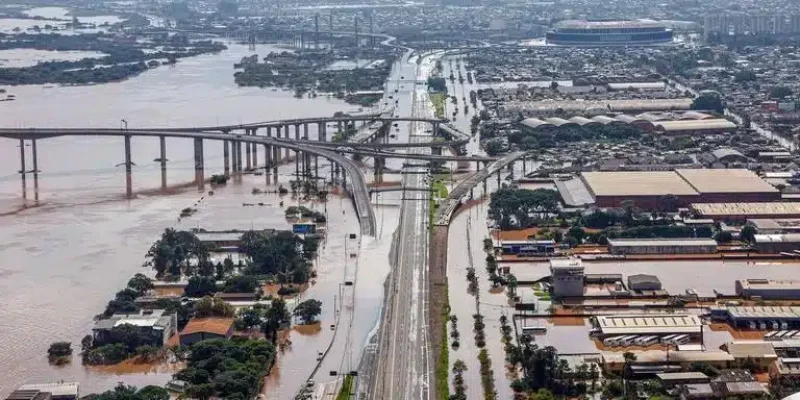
[0, 36, 396, 397]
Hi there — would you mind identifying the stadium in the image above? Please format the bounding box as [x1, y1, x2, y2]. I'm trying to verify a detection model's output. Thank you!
[546, 20, 674, 46]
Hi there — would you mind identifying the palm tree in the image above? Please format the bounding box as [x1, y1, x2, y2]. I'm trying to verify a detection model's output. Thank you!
[622, 351, 637, 398]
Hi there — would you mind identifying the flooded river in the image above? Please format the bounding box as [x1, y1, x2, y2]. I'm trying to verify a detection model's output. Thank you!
[0, 28, 395, 397]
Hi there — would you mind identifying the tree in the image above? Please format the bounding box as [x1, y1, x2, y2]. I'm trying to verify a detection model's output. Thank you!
[185, 276, 218, 297]
[691, 93, 725, 114]
[770, 86, 793, 99]
[146, 229, 209, 278]
[137, 386, 169, 400]
[566, 226, 585, 242]
[127, 273, 153, 296]
[195, 296, 235, 318]
[506, 274, 518, 300]
[741, 224, 757, 243]
[294, 299, 323, 324]
[489, 188, 561, 229]
[235, 306, 264, 330]
[484, 138, 504, 156]
[622, 351, 637, 397]
[222, 275, 258, 293]
[714, 230, 733, 243]
[240, 230, 311, 284]
[262, 298, 290, 342]
[530, 388, 555, 400]
[48, 341, 72, 360]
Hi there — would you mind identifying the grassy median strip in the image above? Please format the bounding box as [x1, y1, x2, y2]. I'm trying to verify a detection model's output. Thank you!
[436, 283, 451, 400]
[430, 92, 446, 119]
[336, 375, 354, 400]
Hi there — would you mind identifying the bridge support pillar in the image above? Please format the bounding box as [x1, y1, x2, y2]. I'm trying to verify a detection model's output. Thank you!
[496, 170, 501, 187]
[374, 157, 385, 184]
[232, 140, 239, 173]
[264, 144, 271, 185]
[284, 125, 292, 160]
[522, 156, 526, 175]
[295, 149, 300, 181]
[245, 131, 252, 171]
[31, 138, 39, 202]
[194, 138, 205, 190]
[432, 146, 442, 156]
[319, 122, 326, 142]
[159, 135, 167, 190]
[509, 161, 514, 180]
[124, 134, 133, 199]
[272, 146, 279, 177]
[251, 129, 258, 168]
[236, 140, 243, 172]
[433, 122, 439, 137]
[19, 139, 27, 198]
[303, 123, 309, 140]
[223, 140, 230, 175]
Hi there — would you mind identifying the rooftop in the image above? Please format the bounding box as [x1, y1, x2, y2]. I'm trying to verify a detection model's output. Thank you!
[181, 317, 234, 336]
[17, 382, 79, 397]
[582, 171, 699, 197]
[596, 314, 702, 334]
[676, 169, 777, 194]
[692, 202, 800, 217]
[725, 342, 778, 359]
[554, 20, 667, 30]
[608, 238, 718, 247]
[603, 349, 734, 364]
[748, 219, 800, 231]
[737, 279, 800, 290]
[654, 119, 737, 132]
[754, 233, 800, 244]
[94, 309, 172, 331]
[656, 372, 709, 381]
[717, 306, 800, 319]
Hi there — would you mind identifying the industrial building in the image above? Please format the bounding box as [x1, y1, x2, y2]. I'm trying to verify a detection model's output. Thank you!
[736, 279, 800, 299]
[692, 203, 800, 221]
[608, 238, 718, 255]
[675, 169, 780, 204]
[550, 258, 584, 298]
[754, 234, 800, 254]
[581, 171, 700, 209]
[579, 169, 777, 209]
[710, 306, 800, 329]
[519, 112, 734, 134]
[594, 314, 702, 336]
[546, 20, 673, 46]
[92, 309, 177, 346]
[747, 219, 800, 234]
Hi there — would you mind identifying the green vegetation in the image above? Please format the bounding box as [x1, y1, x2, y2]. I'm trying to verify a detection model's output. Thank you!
[285, 205, 326, 223]
[691, 93, 725, 114]
[261, 298, 291, 343]
[47, 341, 72, 364]
[240, 230, 318, 284]
[488, 187, 561, 230]
[0, 33, 225, 85]
[294, 299, 322, 324]
[506, 124, 643, 150]
[432, 179, 448, 199]
[430, 92, 447, 119]
[451, 360, 468, 400]
[336, 375, 354, 400]
[477, 349, 497, 400]
[82, 323, 164, 365]
[210, 174, 229, 185]
[427, 76, 448, 93]
[185, 276, 218, 297]
[174, 338, 276, 400]
[233, 51, 394, 106]
[483, 138, 504, 156]
[436, 285, 451, 400]
[82, 384, 169, 400]
[146, 229, 211, 278]
[195, 296, 235, 318]
[222, 275, 258, 293]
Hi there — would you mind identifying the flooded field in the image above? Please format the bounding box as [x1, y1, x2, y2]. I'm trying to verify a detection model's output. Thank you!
[0, 31, 384, 397]
[0, 48, 107, 68]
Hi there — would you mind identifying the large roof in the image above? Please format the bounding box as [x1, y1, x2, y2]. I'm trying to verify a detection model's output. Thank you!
[582, 171, 699, 197]
[654, 119, 737, 132]
[692, 202, 800, 217]
[676, 169, 777, 194]
[609, 238, 717, 247]
[596, 314, 702, 335]
[181, 317, 234, 336]
[555, 20, 667, 30]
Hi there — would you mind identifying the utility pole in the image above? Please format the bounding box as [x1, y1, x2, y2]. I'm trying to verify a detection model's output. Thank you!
[315, 14, 320, 49]
[354, 15, 359, 48]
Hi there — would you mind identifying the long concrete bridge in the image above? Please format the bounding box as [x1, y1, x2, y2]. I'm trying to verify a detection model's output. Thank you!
[0, 128, 377, 237]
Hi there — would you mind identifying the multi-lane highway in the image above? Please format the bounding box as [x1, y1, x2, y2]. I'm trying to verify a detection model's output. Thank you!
[370, 51, 442, 400]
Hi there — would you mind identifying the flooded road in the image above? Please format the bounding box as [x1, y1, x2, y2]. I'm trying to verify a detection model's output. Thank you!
[0, 35, 383, 397]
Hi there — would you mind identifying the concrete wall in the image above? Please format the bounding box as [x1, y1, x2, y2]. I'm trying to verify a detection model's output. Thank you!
[609, 244, 717, 255]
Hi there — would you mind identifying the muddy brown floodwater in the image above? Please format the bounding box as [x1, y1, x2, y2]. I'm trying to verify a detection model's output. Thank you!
[0, 35, 400, 397]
